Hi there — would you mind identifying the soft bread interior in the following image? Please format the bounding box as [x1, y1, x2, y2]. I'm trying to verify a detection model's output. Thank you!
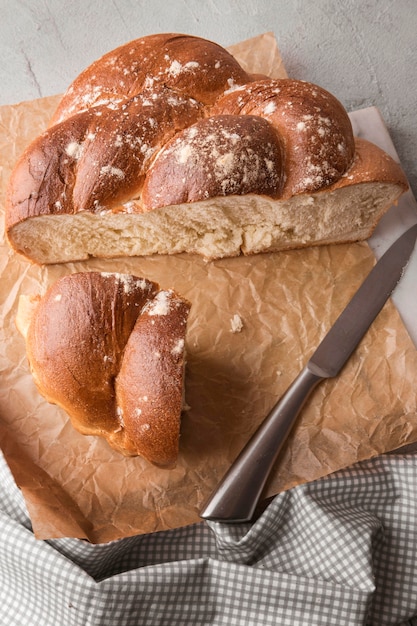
[8, 181, 404, 265]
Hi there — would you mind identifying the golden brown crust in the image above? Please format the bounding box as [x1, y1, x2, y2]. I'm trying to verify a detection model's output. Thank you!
[329, 137, 409, 191]
[20, 272, 190, 465]
[141, 114, 285, 209]
[6, 87, 204, 226]
[210, 79, 356, 198]
[50, 33, 251, 125]
[116, 291, 190, 467]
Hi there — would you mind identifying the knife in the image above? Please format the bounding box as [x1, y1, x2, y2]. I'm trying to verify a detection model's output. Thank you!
[200, 223, 417, 523]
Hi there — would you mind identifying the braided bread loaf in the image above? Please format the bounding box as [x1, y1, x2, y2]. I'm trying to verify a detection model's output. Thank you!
[16, 271, 190, 466]
[6, 33, 408, 264]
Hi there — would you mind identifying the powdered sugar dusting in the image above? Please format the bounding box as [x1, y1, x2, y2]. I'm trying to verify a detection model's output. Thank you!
[100, 272, 152, 294]
[147, 290, 174, 316]
[263, 101, 277, 115]
[100, 165, 125, 179]
[167, 59, 200, 77]
[65, 142, 83, 160]
[171, 338, 185, 356]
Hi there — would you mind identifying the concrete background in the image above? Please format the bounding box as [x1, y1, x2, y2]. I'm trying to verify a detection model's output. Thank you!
[0, 0, 416, 196]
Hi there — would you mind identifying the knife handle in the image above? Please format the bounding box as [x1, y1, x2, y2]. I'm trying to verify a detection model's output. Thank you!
[200, 365, 324, 522]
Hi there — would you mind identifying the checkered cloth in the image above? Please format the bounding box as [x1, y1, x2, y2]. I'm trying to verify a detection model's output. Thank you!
[1, 450, 417, 625]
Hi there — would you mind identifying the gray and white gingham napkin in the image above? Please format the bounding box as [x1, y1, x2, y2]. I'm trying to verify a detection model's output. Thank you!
[1, 449, 417, 625]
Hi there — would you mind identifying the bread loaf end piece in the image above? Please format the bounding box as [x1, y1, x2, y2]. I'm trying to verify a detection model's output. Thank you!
[16, 272, 190, 466]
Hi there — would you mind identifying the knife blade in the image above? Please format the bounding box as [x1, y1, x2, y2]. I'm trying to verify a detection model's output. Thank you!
[200, 223, 417, 523]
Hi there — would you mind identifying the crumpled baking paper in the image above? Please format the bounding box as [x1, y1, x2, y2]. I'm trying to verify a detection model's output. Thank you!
[1, 33, 417, 543]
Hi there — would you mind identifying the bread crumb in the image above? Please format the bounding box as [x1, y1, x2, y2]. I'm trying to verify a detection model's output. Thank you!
[230, 314, 244, 333]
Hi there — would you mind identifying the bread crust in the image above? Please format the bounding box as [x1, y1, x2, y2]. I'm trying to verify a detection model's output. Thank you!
[141, 114, 285, 208]
[18, 272, 191, 465]
[210, 79, 356, 198]
[116, 291, 190, 466]
[49, 33, 251, 124]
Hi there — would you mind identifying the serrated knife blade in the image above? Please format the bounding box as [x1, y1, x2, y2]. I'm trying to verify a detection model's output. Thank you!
[201, 223, 417, 523]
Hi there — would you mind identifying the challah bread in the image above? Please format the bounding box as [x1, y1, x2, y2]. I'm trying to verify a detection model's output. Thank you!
[5, 33, 408, 265]
[16, 271, 191, 467]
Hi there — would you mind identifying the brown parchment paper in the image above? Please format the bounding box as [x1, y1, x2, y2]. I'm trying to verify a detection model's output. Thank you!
[1, 33, 417, 543]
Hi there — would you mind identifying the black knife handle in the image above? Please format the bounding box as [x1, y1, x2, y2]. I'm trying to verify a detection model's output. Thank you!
[200, 366, 324, 522]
